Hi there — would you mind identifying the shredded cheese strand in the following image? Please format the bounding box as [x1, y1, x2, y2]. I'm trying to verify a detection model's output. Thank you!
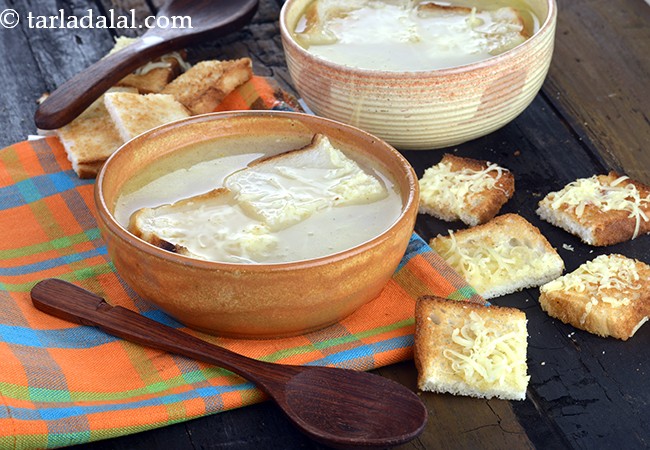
[442, 311, 527, 389]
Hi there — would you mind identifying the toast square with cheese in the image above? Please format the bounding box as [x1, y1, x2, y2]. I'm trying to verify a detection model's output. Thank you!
[415, 296, 529, 400]
[104, 92, 190, 141]
[161, 58, 253, 115]
[224, 134, 387, 231]
[419, 154, 514, 226]
[536, 172, 650, 246]
[55, 87, 138, 179]
[430, 214, 564, 299]
[539, 254, 650, 340]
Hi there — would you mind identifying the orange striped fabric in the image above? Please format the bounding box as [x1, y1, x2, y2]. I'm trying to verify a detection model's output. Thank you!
[0, 81, 482, 448]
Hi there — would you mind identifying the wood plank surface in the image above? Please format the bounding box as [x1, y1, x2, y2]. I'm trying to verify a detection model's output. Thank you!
[544, 0, 650, 184]
[0, 0, 648, 449]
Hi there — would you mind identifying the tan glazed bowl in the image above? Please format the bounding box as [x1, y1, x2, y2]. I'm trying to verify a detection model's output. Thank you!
[95, 111, 418, 338]
[280, 0, 557, 150]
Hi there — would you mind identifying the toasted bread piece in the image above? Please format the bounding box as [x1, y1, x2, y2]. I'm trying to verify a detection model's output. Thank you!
[539, 254, 650, 340]
[294, 0, 368, 46]
[415, 296, 529, 400]
[224, 134, 387, 231]
[297, 1, 527, 55]
[419, 154, 514, 226]
[129, 188, 279, 263]
[161, 59, 253, 115]
[55, 87, 138, 179]
[537, 172, 650, 246]
[430, 214, 564, 299]
[104, 92, 190, 141]
[75, 161, 106, 179]
[417, 3, 528, 54]
[117, 63, 181, 94]
[109, 36, 189, 94]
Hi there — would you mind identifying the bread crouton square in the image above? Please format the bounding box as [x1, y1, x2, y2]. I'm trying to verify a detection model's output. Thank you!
[430, 214, 564, 299]
[537, 172, 650, 246]
[539, 254, 650, 340]
[55, 87, 138, 179]
[414, 296, 529, 400]
[418, 154, 514, 226]
[162, 58, 253, 115]
[104, 92, 190, 141]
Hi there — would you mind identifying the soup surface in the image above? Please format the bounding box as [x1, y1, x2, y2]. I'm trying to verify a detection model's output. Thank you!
[294, 0, 540, 71]
[114, 134, 403, 264]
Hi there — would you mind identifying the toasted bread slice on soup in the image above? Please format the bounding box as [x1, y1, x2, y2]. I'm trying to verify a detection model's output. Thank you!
[295, 0, 370, 46]
[224, 134, 387, 231]
[129, 188, 279, 263]
[537, 172, 650, 246]
[415, 296, 529, 400]
[55, 87, 138, 179]
[109, 36, 189, 94]
[539, 254, 650, 340]
[419, 154, 514, 226]
[104, 92, 190, 141]
[129, 134, 386, 261]
[297, 1, 527, 54]
[430, 214, 564, 299]
[161, 58, 253, 115]
[416, 2, 528, 55]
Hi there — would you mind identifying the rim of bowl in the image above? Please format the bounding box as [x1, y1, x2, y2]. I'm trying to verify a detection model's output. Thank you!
[279, 0, 557, 77]
[95, 110, 419, 273]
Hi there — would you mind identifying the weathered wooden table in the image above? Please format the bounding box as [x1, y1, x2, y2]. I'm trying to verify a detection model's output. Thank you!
[1, 0, 648, 448]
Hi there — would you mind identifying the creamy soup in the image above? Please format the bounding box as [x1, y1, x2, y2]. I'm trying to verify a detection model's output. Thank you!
[294, 0, 540, 71]
[114, 134, 403, 264]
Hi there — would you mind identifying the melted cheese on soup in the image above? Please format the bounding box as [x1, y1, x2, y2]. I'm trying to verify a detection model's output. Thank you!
[294, 0, 539, 71]
[114, 134, 402, 264]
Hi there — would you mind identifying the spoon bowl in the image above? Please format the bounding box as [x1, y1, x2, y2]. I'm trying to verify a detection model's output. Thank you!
[30, 278, 428, 449]
[34, 0, 259, 130]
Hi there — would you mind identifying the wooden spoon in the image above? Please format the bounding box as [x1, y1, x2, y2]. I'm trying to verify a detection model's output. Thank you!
[34, 0, 259, 130]
[31, 278, 428, 449]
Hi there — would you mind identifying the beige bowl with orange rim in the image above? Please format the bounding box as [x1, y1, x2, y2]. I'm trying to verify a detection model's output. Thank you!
[95, 111, 418, 338]
[280, 0, 557, 150]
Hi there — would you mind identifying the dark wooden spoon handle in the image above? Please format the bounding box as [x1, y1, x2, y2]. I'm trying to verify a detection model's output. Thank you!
[34, 0, 260, 130]
[31, 278, 428, 448]
[33, 37, 171, 130]
[30, 278, 295, 386]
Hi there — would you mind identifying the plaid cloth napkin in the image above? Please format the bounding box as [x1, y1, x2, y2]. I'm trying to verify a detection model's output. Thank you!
[0, 78, 483, 449]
